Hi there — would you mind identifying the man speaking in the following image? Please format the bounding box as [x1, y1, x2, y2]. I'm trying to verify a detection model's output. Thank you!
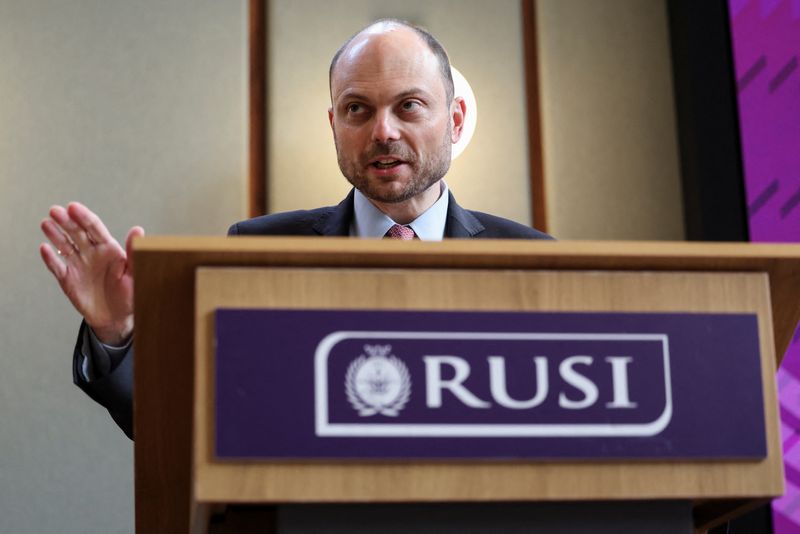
[39, 19, 551, 438]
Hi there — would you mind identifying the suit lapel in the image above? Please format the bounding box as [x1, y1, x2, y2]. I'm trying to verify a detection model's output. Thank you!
[312, 189, 356, 236]
[314, 189, 485, 238]
[444, 191, 485, 238]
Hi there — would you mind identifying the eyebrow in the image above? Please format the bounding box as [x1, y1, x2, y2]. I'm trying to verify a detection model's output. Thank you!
[335, 90, 369, 103]
[336, 87, 433, 103]
[393, 88, 432, 101]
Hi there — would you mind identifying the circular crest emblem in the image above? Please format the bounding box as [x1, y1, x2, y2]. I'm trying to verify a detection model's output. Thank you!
[346, 344, 411, 417]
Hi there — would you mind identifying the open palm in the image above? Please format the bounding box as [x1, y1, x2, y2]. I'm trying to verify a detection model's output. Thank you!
[40, 202, 143, 346]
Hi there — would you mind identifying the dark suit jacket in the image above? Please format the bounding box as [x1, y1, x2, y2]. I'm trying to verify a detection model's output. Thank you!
[73, 189, 552, 438]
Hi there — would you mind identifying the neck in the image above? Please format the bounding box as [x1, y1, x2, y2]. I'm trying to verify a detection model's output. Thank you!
[368, 181, 442, 225]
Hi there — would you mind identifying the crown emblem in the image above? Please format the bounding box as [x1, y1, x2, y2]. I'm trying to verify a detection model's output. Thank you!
[346, 344, 411, 417]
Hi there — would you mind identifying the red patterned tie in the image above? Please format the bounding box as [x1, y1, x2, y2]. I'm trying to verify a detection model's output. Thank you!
[385, 224, 416, 240]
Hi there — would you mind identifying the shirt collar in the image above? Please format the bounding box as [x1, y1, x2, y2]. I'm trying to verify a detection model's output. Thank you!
[351, 181, 450, 241]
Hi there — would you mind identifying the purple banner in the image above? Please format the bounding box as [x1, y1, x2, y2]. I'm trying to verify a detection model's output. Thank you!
[215, 310, 765, 460]
[728, 1, 800, 530]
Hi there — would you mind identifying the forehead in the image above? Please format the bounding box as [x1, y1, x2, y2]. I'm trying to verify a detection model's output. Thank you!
[331, 28, 445, 101]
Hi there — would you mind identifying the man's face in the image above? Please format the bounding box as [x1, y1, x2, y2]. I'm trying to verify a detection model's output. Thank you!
[328, 27, 463, 204]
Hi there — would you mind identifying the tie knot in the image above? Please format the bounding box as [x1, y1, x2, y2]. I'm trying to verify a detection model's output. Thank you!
[385, 224, 416, 240]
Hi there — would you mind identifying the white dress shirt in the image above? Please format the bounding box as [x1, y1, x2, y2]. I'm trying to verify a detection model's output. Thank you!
[350, 181, 449, 241]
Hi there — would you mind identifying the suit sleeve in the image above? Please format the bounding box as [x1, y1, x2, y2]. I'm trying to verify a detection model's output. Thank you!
[70, 224, 242, 440]
[72, 321, 134, 439]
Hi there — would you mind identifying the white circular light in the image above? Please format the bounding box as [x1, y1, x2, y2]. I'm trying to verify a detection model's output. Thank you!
[451, 65, 477, 160]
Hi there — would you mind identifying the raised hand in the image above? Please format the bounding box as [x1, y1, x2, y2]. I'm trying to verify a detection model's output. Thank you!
[39, 202, 144, 346]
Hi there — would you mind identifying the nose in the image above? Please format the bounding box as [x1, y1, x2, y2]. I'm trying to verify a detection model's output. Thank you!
[371, 109, 401, 143]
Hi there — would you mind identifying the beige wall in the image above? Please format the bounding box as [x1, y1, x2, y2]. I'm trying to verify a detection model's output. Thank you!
[538, 0, 684, 239]
[0, 1, 245, 533]
[268, 0, 533, 225]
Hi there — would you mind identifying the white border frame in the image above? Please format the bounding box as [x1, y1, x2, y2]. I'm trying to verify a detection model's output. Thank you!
[315, 331, 673, 438]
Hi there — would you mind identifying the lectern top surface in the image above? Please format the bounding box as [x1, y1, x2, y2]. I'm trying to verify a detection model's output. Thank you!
[133, 236, 800, 361]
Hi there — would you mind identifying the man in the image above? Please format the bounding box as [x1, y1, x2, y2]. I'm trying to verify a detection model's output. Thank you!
[39, 19, 551, 439]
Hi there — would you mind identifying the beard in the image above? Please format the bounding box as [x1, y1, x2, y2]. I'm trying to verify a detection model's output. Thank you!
[335, 126, 452, 204]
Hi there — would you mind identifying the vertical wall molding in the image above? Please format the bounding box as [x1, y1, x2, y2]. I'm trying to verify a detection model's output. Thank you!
[248, 0, 268, 217]
[522, 0, 547, 232]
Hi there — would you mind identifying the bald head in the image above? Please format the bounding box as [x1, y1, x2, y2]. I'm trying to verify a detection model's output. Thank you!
[329, 19, 455, 105]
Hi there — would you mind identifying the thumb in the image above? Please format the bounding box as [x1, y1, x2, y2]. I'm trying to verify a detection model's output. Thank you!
[124, 226, 145, 275]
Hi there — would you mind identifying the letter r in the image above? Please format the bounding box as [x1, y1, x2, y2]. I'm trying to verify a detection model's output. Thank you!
[423, 356, 491, 409]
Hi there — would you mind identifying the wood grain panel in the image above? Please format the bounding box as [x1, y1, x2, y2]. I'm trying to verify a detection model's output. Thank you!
[193, 268, 781, 504]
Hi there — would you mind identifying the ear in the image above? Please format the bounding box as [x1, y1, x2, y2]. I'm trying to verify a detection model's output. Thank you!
[328, 107, 334, 129]
[450, 97, 466, 144]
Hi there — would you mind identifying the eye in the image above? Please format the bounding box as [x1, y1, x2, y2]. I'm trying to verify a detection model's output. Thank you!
[346, 103, 364, 114]
[400, 100, 421, 112]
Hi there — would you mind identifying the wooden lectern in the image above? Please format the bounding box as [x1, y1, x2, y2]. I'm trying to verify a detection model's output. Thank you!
[132, 237, 800, 533]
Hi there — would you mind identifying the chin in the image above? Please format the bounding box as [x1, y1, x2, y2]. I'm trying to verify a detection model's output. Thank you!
[345, 167, 439, 205]
[364, 186, 416, 204]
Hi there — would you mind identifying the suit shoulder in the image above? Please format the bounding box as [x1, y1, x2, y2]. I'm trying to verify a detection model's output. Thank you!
[227, 206, 335, 236]
[469, 210, 554, 240]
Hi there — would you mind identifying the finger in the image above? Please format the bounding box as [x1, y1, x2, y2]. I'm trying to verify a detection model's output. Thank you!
[49, 205, 92, 251]
[67, 202, 115, 246]
[39, 243, 67, 282]
[123, 226, 145, 274]
[40, 218, 77, 258]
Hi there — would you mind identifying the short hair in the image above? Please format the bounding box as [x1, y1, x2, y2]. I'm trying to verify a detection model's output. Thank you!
[329, 19, 455, 104]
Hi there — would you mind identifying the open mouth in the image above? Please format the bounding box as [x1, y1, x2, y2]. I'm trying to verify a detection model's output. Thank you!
[370, 158, 405, 169]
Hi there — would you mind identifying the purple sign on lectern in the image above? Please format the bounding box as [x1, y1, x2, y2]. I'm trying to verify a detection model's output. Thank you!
[214, 309, 766, 460]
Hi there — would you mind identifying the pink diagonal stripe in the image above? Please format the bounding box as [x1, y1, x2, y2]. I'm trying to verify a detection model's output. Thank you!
[787, 431, 800, 453]
[773, 479, 800, 523]
[779, 368, 800, 420]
